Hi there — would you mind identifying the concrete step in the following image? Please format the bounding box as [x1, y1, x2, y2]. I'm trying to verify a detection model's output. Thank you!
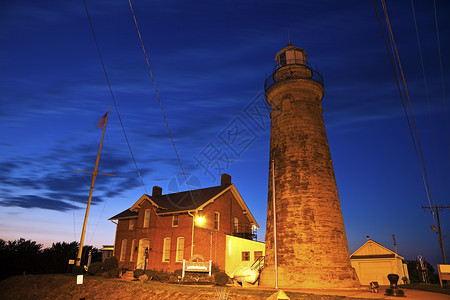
[121, 271, 135, 281]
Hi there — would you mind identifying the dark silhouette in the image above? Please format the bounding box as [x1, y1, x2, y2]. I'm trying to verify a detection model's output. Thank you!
[0, 238, 102, 280]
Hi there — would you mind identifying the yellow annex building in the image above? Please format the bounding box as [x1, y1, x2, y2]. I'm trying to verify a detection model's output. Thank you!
[350, 238, 409, 285]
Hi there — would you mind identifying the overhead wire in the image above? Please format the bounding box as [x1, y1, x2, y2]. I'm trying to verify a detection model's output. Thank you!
[410, 0, 443, 200]
[83, 0, 148, 195]
[372, 0, 436, 225]
[433, 0, 450, 169]
[380, 0, 436, 221]
[127, 0, 195, 203]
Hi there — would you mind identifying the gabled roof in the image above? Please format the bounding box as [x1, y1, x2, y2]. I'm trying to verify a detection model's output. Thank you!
[109, 183, 260, 228]
[109, 208, 138, 220]
[350, 239, 404, 260]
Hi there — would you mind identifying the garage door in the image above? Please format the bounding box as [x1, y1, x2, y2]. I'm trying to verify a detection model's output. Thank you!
[358, 261, 393, 285]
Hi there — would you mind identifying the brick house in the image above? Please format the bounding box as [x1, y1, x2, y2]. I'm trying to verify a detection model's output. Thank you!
[109, 174, 263, 274]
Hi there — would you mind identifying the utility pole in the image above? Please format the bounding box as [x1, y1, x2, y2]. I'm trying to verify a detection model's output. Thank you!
[392, 235, 398, 254]
[74, 108, 115, 267]
[422, 205, 449, 264]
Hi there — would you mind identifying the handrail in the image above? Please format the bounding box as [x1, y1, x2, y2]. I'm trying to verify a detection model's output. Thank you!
[264, 60, 324, 91]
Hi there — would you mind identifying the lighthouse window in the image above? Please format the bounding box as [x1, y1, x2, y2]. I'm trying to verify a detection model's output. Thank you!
[279, 52, 286, 66]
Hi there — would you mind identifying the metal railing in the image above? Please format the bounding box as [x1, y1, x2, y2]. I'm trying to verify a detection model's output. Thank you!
[232, 224, 257, 241]
[264, 59, 324, 91]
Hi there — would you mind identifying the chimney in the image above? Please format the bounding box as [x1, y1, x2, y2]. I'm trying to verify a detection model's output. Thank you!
[152, 186, 162, 196]
[221, 173, 232, 186]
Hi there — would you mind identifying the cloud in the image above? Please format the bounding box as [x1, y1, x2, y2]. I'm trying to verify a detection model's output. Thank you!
[0, 195, 80, 212]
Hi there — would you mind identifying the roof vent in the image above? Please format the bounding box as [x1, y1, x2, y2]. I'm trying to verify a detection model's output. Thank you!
[152, 186, 162, 196]
[221, 173, 232, 186]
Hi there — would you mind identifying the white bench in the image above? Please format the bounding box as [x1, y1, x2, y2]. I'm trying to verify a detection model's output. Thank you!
[182, 254, 212, 278]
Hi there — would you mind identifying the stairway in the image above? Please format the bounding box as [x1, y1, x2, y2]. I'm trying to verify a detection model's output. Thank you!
[121, 271, 135, 281]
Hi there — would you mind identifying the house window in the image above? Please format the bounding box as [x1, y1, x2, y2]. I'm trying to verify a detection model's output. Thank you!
[120, 239, 127, 261]
[144, 209, 151, 228]
[129, 219, 135, 230]
[233, 217, 239, 233]
[214, 212, 220, 231]
[130, 239, 135, 261]
[254, 251, 263, 259]
[172, 215, 179, 227]
[176, 237, 184, 262]
[162, 237, 171, 262]
[241, 251, 250, 261]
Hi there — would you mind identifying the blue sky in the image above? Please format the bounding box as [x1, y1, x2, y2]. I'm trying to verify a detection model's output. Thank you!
[1, 0, 449, 267]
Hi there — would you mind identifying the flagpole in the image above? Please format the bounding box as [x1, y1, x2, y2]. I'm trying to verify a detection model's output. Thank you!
[76, 107, 111, 266]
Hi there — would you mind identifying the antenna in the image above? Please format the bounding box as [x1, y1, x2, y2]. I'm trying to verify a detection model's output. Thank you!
[288, 29, 291, 44]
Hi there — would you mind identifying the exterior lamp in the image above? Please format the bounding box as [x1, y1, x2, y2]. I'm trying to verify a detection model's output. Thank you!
[196, 216, 205, 224]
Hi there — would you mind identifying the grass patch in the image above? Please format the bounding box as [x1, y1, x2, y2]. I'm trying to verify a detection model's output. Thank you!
[0, 274, 363, 300]
[401, 283, 450, 295]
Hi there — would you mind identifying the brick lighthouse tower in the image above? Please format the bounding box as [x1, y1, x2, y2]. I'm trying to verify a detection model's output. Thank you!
[259, 43, 360, 288]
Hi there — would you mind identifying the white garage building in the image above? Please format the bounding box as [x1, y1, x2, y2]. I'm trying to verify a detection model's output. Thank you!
[350, 238, 409, 286]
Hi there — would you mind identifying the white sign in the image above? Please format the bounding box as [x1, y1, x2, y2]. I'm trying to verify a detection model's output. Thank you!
[77, 275, 83, 285]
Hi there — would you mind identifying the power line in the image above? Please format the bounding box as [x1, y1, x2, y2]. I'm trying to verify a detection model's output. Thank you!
[127, 0, 194, 202]
[433, 0, 450, 171]
[373, 0, 436, 225]
[83, 0, 148, 195]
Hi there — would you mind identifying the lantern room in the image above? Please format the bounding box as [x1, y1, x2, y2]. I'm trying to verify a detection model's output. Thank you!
[275, 42, 307, 67]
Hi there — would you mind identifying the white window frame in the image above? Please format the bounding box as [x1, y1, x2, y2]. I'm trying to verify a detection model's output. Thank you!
[129, 218, 135, 230]
[130, 239, 135, 261]
[172, 215, 179, 227]
[120, 239, 127, 261]
[234, 217, 239, 233]
[144, 209, 151, 228]
[162, 237, 171, 262]
[214, 212, 220, 231]
[176, 237, 184, 262]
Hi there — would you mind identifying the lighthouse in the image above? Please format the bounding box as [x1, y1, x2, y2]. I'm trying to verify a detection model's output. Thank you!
[259, 43, 360, 288]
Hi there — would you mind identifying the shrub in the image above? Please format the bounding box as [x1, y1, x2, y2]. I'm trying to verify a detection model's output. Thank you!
[144, 269, 155, 280]
[88, 262, 103, 275]
[173, 269, 182, 278]
[210, 263, 222, 274]
[154, 270, 170, 282]
[102, 257, 118, 271]
[214, 272, 229, 286]
[108, 268, 119, 278]
[134, 269, 145, 278]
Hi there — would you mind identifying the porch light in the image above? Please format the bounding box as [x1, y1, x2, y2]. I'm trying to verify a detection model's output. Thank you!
[196, 216, 205, 224]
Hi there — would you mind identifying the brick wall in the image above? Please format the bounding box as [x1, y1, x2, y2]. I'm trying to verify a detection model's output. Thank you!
[113, 187, 254, 273]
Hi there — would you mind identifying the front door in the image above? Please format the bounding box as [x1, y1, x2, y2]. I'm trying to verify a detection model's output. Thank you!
[137, 239, 150, 269]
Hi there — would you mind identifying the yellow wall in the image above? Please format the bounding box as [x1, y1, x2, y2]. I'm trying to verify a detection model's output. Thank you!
[225, 235, 265, 276]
